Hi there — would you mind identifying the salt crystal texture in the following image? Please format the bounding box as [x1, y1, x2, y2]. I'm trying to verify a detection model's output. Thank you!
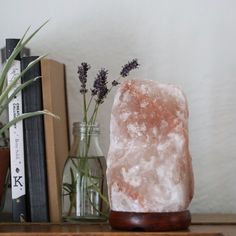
[107, 79, 194, 212]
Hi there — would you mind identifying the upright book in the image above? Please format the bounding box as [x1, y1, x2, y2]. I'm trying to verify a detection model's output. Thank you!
[21, 56, 49, 222]
[41, 59, 69, 223]
[6, 38, 27, 222]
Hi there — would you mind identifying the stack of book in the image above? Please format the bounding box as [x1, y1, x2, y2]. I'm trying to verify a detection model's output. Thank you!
[6, 39, 69, 223]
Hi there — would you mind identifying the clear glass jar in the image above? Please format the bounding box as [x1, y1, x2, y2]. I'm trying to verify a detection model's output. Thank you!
[62, 122, 109, 221]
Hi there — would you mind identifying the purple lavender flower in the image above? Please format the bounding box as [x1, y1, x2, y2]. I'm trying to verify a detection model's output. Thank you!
[112, 80, 119, 86]
[120, 59, 139, 77]
[77, 62, 91, 94]
[97, 87, 108, 104]
[92, 69, 109, 103]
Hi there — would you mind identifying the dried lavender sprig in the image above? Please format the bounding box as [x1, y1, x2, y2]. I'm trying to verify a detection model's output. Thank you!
[80, 59, 139, 125]
[77, 62, 91, 122]
[97, 86, 108, 104]
[92, 69, 108, 95]
[77, 62, 91, 94]
[107, 59, 140, 93]
[92, 69, 109, 104]
[120, 58, 139, 77]
[86, 69, 108, 115]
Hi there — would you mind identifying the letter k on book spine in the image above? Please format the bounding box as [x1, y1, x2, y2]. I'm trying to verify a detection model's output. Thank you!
[6, 38, 27, 222]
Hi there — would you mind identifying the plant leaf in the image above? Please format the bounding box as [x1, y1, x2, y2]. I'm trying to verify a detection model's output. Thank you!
[0, 20, 49, 93]
[0, 110, 59, 135]
[0, 54, 47, 106]
[0, 76, 41, 116]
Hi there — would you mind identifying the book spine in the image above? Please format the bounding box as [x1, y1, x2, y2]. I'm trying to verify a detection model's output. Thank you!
[21, 56, 49, 222]
[6, 38, 27, 222]
[41, 59, 69, 222]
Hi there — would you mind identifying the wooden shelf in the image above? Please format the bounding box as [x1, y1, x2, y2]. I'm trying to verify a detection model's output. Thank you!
[0, 214, 235, 235]
[192, 214, 236, 224]
[0, 223, 234, 236]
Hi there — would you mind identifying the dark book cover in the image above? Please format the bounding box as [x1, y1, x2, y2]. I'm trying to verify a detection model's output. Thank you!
[6, 38, 27, 222]
[21, 56, 49, 222]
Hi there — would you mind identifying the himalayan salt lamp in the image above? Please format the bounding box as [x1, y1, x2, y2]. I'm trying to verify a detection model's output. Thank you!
[107, 79, 194, 231]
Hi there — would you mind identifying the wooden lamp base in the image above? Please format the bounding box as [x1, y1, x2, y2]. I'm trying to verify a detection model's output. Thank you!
[109, 210, 191, 231]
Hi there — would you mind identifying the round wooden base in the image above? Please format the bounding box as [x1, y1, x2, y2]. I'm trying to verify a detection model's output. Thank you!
[109, 210, 191, 231]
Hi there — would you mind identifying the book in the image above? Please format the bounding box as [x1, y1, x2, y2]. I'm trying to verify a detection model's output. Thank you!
[21, 56, 49, 222]
[6, 38, 27, 222]
[41, 59, 69, 223]
[1, 46, 30, 65]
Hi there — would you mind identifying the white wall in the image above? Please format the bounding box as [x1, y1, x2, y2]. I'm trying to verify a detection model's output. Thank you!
[1, 0, 236, 213]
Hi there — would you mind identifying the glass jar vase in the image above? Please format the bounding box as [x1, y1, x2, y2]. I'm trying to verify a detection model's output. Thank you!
[62, 122, 109, 221]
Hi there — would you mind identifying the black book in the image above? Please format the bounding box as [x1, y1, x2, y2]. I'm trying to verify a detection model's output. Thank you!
[21, 56, 49, 222]
[6, 38, 27, 222]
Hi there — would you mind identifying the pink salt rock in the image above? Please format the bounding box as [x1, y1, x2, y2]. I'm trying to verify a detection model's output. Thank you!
[107, 79, 194, 212]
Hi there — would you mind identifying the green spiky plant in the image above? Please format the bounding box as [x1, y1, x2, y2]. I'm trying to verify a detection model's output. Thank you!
[0, 20, 57, 137]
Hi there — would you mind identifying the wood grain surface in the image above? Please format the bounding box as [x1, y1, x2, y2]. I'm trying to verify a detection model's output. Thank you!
[0, 223, 227, 236]
[1, 214, 236, 235]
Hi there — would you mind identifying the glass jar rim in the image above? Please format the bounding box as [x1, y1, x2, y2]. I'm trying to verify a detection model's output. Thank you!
[73, 122, 100, 134]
